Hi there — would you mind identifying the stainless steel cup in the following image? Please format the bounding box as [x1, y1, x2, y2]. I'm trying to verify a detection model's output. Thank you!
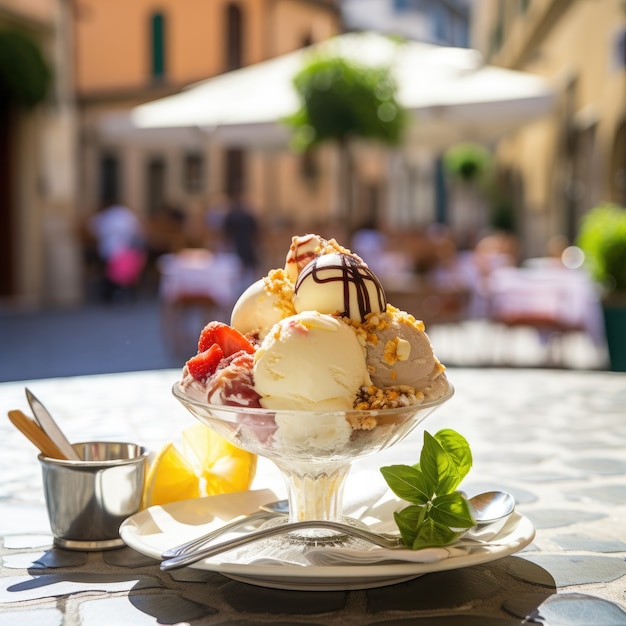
[39, 441, 148, 550]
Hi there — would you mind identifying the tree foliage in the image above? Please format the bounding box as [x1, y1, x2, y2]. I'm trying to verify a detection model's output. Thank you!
[285, 54, 408, 152]
[0, 29, 51, 108]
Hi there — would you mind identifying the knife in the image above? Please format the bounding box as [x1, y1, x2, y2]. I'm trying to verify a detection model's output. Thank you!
[25, 388, 82, 461]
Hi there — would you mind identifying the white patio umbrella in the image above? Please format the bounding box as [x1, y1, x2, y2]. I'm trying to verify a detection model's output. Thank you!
[126, 32, 556, 150]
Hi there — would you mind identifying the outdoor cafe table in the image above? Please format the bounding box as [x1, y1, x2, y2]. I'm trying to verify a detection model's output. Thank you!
[0, 367, 625, 625]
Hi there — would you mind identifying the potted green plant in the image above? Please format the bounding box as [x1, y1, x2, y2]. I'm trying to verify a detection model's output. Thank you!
[576, 203, 626, 371]
[443, 142, 492, 184]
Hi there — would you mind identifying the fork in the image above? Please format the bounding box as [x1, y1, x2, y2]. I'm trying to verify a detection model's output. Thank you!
[160, 520, 403, 571]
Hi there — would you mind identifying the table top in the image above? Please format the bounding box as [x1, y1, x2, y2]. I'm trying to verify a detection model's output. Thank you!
[1, 368, 625, 625]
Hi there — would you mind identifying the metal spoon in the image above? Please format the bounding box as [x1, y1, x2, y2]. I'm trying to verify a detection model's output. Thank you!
[468, 490, 515, 527]
[25, 388, 81, 461]
[161, 491, 514, 560]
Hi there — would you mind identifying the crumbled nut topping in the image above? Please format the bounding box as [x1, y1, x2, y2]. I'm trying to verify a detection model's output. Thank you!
[351, 384, 424, 428]
[263, 268, 296, 317]
[320, 238, 355, 257]
[383, 337, 401, 364]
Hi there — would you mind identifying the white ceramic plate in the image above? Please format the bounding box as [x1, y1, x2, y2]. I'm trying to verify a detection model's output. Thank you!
[121, 490, 535, 591]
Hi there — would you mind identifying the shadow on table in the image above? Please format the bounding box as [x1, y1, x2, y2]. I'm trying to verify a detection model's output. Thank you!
[128, 556, 558, 623]
[10, 552, 562, 623]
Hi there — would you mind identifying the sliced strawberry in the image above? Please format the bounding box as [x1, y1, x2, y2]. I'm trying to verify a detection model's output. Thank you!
[186, 343, 224, 380]
[213, 324, 255, 357]
[197, 321, 220, 352]
[197, 321, 254, 357]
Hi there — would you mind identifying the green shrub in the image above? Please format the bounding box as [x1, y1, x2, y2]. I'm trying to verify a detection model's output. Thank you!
[576, 203, 626, 293]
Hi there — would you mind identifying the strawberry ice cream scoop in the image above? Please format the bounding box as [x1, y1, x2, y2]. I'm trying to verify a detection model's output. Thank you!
[181, 322, 261, 407]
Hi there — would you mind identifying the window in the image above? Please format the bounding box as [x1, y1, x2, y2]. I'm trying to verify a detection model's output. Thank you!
[183, 152, 204, 193]
[146, 156, 166, 216]
[610, 122, 626, 206]
[613, 28, 626, 70]
[100, 153, 120, 204]
[300, 150, 318, 182]
[225, 3, 243, 70]
[151, 12, 166, 81]
[224, 148, 245, 196]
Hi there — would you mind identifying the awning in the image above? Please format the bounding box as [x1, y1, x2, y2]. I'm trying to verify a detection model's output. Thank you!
[115, 32, 556, 150]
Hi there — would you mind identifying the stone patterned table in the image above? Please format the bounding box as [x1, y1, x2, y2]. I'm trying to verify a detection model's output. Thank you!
[0, 368, 625, 625]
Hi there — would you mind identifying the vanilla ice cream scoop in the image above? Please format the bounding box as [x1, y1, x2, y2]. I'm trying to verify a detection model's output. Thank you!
[253, 311, 371, 410]
[230, 279, 284, 339]
[293, 252, 387, 323]
[230, 269, 297, 339]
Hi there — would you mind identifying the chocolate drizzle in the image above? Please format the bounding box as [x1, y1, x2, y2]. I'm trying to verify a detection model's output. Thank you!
[295, 253, 386, 320]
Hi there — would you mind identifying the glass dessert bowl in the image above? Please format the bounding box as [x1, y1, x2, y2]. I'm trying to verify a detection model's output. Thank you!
[172, 381, 454, 554]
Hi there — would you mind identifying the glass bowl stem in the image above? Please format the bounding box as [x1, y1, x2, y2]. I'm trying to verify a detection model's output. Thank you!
[273, 460, 351, 523]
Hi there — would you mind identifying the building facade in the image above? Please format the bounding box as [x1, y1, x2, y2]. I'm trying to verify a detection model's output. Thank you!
[77, 0, 342, 276]
[472, 0, 626, 258]
[0, 0, 80, 308]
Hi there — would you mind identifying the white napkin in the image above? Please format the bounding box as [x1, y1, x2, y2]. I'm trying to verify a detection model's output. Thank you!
[305, 545, 466, 566]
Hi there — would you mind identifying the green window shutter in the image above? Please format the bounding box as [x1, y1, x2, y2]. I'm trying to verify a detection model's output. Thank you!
[151, 13, 165, 80]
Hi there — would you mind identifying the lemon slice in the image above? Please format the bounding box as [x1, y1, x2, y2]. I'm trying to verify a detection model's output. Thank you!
[142, 424, 258, 508]
[142, 442, 201, 508]
[182, 422, 257, 495]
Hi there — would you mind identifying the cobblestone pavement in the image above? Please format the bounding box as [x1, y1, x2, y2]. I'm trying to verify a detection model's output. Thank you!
[0, 368, 625, 624]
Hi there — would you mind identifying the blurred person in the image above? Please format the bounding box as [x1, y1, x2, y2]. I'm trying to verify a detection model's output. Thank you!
[466, 229, 518, 318]
[203, 194, 230, 251]
[143, 205, 190, 293]
[350, 219, 387, 272]
[426, 224, 465, 288]
[145, 205, 189, 258]
[524, 234, 570, 269]
[222, 193, 260, 290]
[88, 199, 146, 302]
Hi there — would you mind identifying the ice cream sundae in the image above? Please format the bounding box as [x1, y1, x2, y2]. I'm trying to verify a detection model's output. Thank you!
[174, 234, 452, 527]
[180, 234, 449, 424]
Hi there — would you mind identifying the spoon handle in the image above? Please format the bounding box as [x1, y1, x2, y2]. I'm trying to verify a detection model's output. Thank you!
[8, 410, 68, 459]
[160, 520, 402, 571]
[161, 510, 277, 559]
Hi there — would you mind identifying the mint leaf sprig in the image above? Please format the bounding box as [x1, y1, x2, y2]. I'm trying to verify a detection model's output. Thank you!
[380, 429, 475, 550]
